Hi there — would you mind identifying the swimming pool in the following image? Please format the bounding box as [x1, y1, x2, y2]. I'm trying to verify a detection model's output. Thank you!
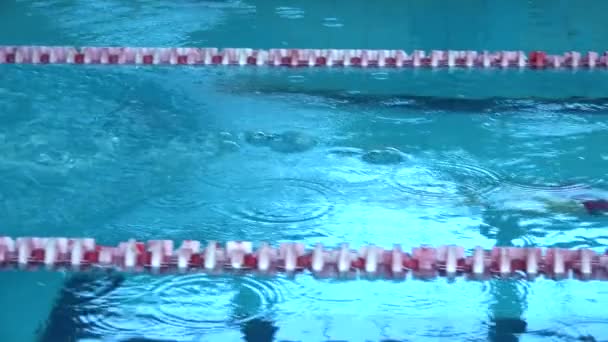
[1, 0, 608, 341]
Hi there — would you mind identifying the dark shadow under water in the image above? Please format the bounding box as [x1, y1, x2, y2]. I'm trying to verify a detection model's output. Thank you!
[36, 273, 598, 342]
[37, 273, 278, 342]
[331, 94, 608, 114]
[231, 84, 608, 114]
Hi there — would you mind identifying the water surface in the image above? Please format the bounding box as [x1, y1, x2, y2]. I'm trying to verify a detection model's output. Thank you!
[1, 1, 608, 341]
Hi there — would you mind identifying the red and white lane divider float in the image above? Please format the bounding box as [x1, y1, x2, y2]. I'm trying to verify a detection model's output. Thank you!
[0, 237, 606, 281]
[1, 46, 607, 69]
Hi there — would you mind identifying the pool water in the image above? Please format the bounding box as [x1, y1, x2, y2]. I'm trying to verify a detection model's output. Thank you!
[1, 1, 608, 341]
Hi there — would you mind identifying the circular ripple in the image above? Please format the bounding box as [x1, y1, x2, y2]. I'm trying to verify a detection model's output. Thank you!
[221, 178, 334, 224]
[390, 161, 502, 202]
[325, 147, 386, 184]
[145, 174, 211, 211]
[196, 156, 270, 190]
[71, 274, 159, 337]
[327, 164, 383, 184]
[147, 190, 211, 211]
[152, 274, 283, 330]
[71, 274, 284, 338]
[64, 273, 128, 305]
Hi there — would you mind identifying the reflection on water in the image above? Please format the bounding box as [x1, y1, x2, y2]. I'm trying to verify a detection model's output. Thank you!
[1, 14, 608, 341]
[20, 78, 608, 340]
[38, 273, 281, 342]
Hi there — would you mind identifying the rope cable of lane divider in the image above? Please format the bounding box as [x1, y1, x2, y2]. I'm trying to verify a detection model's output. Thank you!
[1, 46, 607, 69]
[1, 237, 606, 281]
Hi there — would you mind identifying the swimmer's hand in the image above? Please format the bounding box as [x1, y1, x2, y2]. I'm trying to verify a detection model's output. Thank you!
[541, 199, 584, 214]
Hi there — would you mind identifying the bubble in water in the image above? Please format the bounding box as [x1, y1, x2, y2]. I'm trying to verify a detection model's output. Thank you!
[371, 72, 389, 81]
[361, 147, 405, 165]
[327, 147, 363, 158]
[243, 130, 317, 153]
[218, 140, 240, 153]
[35, 150, 73, 168]
[218, 131, 233, 139]
[268, 131, 317, 154]
[36, 153, 54, 165]
[287, 75, 306, 83]
[244, 131, 272, 147]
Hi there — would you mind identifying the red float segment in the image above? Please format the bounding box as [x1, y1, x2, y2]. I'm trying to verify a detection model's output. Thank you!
[1, 46, 608, 69]
[1, 237, 608, 280]
[529, 51, 546, 68]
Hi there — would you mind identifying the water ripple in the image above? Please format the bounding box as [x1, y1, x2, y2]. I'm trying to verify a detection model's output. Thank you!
[389, 160, 502, 203]
[557, 319, 608, 340]
[325, 147, 386, 184]
[504, 180, 592, 192]
[64, 273, 128, 305]
[147, 189, 211, 211]
[144, 173, 212, 212]
[501, 179, 608, 204]
[197, 151, 278, 190]
[276, 275, 494, 341]
[73, 275, 156, 337]
[152, 274, 282, 330]
[76, 274, 284, 338]
[219, 178, 335, 224]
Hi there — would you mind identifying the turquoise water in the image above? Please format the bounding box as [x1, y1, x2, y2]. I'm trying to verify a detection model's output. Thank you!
[1, 1, 608, 341]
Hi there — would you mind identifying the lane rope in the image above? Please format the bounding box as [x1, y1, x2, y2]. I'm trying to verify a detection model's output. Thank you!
[1, 237, 605, 281]
[0, 46, 607, 69]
